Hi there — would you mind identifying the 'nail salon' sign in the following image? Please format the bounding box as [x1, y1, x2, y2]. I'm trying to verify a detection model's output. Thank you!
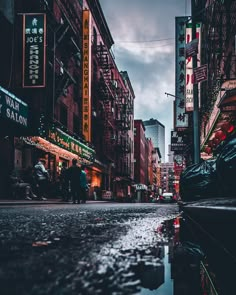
[22, 13, 46, 88]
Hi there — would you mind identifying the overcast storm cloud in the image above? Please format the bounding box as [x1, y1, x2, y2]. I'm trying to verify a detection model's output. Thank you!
[99, 0, 191, 161]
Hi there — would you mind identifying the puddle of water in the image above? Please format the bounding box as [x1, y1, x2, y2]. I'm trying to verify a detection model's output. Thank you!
[89, 213, 217, 294]
[140, 245, 173, 295]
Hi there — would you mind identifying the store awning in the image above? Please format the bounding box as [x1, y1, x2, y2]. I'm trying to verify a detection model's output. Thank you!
[21, 136, 94, 165]
[218, 89, 236, 112]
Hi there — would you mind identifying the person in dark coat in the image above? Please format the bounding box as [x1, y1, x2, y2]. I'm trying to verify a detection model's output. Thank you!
[60, 162, 69, 202]
[80, 165, 88, 203]
[10, 168, 37, 200]
[67, 158, 81, 204]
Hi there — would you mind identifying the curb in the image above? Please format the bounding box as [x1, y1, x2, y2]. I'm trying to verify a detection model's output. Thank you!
[0, 200, 110, 206]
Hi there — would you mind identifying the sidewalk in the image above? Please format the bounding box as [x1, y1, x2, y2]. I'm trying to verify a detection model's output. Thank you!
[0, 198, 109, 206]
[179, 197, 236, 228]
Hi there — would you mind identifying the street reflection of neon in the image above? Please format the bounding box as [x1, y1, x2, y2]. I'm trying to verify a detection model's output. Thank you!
[200, 262, 219, 295]
[173, 217, 180, 228]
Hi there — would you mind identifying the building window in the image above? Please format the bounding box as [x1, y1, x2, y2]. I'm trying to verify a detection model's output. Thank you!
[93, 27, 97, 46]
[60, 103, 68, 127]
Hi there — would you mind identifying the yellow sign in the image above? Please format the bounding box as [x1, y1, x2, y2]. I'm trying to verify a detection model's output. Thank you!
[82, 10, 91, 142]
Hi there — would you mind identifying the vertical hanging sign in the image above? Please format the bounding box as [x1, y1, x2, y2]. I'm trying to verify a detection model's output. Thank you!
[175, 17, 188, 128]
[82, 9, 91, 142]
[185, 23, 201, 112]
[22, 13, 46, 88]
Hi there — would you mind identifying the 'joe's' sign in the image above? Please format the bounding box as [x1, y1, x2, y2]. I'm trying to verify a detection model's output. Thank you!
[22, 13, 46, 88]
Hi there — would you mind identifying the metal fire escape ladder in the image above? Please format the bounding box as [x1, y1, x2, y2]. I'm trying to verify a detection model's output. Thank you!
[222, 1, 236, 80]
[103, 100, 116, 162]
[96, 44, 115, 101]
[117, 90, 131, 131]
[202, 2, 229, 113]
[45, 0, 82, 101]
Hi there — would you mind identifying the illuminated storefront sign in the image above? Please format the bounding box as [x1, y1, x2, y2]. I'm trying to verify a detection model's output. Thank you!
[48, 127, 95, 161]
[175, 17, 188, 128]
[0, 86, 28, 127]
[82, 9, 91, 142]
[22, 13, 46, 88]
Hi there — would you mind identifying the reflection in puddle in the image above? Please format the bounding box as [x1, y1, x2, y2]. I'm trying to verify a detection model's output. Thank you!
[140, 245, 173, 294]
[139, 217, 209, 295]
[92, 214, 217, 294]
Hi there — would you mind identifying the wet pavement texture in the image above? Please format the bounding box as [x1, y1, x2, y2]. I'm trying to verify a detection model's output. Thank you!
[0, 203, 180, 295]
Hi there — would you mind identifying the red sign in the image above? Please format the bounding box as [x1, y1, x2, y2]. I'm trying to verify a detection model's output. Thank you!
[193, 64, 208, 84]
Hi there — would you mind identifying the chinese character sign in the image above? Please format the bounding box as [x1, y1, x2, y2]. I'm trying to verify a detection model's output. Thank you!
[185, 23, 201, 112]
[175, 17, 188, 128]
[82, 10, 91, 142]
[171, 130, 187, 152]
[22, 13, 46, 88]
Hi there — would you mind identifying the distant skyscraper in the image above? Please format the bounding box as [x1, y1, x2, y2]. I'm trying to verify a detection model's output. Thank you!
[168, 144, 174, 163]
[143, 118, 165, 162]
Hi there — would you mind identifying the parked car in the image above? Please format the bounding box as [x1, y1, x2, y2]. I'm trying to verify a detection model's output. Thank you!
[159, 192, 177, 203]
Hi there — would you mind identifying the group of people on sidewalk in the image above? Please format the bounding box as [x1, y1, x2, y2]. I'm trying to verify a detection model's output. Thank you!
[10, 158, 88, 203]
[60, 158, 88, 204]
[10, 159, 50, 201]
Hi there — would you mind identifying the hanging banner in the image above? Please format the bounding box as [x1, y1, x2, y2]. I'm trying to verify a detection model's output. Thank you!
[22, 13, 46, 88]
[175, 17, 189, 128]
[82, 9, 91, 142]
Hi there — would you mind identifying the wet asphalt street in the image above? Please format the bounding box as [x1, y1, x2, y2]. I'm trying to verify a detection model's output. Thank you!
[0, 202, 179, 295]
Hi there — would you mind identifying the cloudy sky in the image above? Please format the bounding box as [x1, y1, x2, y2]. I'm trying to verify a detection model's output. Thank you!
[99, 0, 191, 161]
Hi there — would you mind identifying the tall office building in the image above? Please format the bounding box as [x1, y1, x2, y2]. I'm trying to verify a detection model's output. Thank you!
[143, 118, 165, 162]
[168, 144, 174, 163]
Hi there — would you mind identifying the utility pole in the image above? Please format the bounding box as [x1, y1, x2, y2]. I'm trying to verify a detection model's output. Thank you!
[192, 1, 200, 164]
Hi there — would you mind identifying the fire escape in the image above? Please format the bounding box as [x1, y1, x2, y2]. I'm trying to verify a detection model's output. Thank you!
[41, 0, 82, 136]
[115, 86, 132, 177]
[201, 0, 236, 120]
[95, 43, 116, 163]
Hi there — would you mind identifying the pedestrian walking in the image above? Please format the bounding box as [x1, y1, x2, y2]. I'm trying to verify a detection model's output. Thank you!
[67, 158, 81, 204]
[34, 159, 49, 200]
[80, 165, 88, 203]
[60, 162, 69, 202]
